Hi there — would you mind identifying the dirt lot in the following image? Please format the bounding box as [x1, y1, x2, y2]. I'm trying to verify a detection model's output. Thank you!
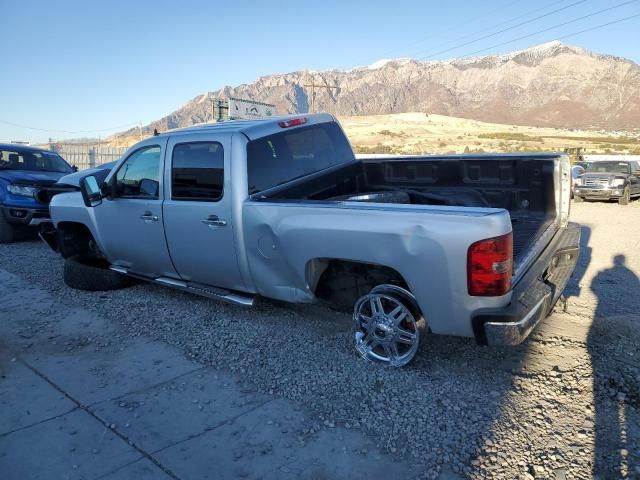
[1, 201, 639, 479]
[340, 113, 640, 155]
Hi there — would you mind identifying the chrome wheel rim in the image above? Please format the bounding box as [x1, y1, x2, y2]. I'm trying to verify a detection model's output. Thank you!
[353, 293, 420, 367]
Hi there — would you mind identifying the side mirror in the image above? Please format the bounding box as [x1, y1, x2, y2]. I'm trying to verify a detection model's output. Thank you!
[80, 175, 103, 207]
[139, 178, 159, 197]
[72, 165, 78, 172]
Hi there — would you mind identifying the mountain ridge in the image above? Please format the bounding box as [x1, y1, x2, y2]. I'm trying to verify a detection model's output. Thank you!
[116, 41, 640, 139]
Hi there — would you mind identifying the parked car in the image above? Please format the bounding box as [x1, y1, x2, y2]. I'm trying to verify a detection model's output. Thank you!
[574, 161, 590, 170]
[41, 114, 580, 367]
[573, 160, 640, 205]
[0, 143, 76, 243]
[571, 165, 585, 198]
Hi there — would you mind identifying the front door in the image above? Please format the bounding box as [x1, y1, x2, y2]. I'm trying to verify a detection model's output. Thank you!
[95, 139, 177, 278]
[162, 134, 245, 291]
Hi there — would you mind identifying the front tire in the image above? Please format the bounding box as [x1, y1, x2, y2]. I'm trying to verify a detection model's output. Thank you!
[63, 254, 137, 291]
[618, 187, 630, 205]
[573, 195, 584, 203]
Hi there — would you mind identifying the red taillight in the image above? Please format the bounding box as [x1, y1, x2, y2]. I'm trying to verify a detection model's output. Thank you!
[467, 232, 513, 296]
[278, 117, 307, 128]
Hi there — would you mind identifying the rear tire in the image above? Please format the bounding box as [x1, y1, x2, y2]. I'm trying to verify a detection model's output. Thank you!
[0, 212, 15, 244]
[618, 187, 630, 205]
[63, 254, 138, 291]
[352, 284, 427, 367]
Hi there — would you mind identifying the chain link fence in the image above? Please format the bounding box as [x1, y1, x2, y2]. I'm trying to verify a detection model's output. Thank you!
[47, 144, 128, 171]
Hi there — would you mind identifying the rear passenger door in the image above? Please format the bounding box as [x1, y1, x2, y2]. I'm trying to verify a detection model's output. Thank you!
[162, 134, 246, 291]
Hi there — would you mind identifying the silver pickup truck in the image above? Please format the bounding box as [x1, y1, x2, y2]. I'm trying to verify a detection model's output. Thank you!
[42, 114, 580, 367]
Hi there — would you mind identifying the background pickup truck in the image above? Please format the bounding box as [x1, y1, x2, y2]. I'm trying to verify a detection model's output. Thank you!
[42, 114, 580, 367]
[573, 160, 640, 205]
[0, 143, 76, 243]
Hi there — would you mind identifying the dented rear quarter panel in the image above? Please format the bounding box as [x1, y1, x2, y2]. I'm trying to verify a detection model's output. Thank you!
[242, 200, 513, 337]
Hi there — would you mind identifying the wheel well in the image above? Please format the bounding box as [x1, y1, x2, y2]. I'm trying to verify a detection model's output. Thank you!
[57, 222, 99, 259]
[312, 259, 410, 311]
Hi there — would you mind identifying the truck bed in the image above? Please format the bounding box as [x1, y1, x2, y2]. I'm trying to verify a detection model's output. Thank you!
[256, 155, 560, 265]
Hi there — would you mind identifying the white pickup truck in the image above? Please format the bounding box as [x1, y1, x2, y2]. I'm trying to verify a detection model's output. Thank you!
[41, 114, 580, 367]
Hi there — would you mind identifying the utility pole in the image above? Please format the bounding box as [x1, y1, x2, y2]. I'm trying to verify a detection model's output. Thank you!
[304, 83, 338, 113]
[564, 146, 584, 164]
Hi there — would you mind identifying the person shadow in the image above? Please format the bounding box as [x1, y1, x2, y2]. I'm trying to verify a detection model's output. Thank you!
[588, 254, 640, 479]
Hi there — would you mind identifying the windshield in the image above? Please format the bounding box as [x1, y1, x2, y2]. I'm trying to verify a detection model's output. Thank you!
[247, 122, 355, 194]
[585, 162, 630, 174]
[0, 148, 73, 173]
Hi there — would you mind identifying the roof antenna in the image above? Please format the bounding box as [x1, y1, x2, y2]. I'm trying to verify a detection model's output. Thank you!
[153, 128, 159, 136]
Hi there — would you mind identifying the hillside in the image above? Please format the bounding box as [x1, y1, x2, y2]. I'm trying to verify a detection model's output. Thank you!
[114, 41, 640, 140]
[342, 113, 640, 155]
[106, 111, 640, 156]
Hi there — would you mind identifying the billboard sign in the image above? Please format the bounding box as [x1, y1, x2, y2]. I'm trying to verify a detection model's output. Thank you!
[228, 98, 276, 120]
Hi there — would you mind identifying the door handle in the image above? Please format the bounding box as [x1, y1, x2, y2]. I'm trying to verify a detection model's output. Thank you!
[202, 215, 227, 227]
[140, 212, 159, 223]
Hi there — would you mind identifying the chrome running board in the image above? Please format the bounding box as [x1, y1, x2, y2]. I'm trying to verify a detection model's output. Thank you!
[109, 267, 255, 307]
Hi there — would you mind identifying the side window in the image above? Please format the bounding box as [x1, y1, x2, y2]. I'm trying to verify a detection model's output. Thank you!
[114, 146, 161, 198]
[0, 150, 24, 167]
[171, 142, 224, 201]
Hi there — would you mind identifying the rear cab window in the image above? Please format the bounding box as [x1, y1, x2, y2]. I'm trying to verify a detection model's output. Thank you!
[171, 142, 224, 201]
[247, 122, 354, 194]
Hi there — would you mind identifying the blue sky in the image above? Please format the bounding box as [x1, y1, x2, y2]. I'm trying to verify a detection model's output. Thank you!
[1, 0, 639, 143]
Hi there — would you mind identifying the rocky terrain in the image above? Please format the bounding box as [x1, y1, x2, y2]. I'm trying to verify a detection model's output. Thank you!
[1, 202, 639, 479]
[115, 41, 640, 140]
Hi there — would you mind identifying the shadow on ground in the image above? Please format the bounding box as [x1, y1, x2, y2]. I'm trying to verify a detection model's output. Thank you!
[589, 254, 640, 479]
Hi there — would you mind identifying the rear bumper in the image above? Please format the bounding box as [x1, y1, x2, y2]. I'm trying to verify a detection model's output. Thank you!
[1, 205, 50, 225]
[472, 222, 581, 346]
[574, 187, 622, 199]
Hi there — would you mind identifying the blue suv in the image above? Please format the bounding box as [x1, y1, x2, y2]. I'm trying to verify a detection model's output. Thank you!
[0, 143, 75, 243]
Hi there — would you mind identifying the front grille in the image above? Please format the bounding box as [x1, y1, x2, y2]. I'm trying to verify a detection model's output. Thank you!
[583, 176, 609, 187]
[35, 184, 79, 204]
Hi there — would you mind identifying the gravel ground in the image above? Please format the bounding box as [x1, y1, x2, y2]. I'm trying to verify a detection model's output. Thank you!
[1, 201, 639, 479]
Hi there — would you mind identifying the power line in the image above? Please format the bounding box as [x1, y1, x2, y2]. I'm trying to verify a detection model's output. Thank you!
[408, 0, 578, 60]
[557, 11, 640, 41]
[461, 1, 639, 58]
[418, 0, 588, 60]
[0, 119, 138, 134]
[368, 0, 526, 62]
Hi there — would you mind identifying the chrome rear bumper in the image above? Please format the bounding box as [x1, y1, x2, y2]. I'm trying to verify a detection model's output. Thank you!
[473, 223, 581, 346]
